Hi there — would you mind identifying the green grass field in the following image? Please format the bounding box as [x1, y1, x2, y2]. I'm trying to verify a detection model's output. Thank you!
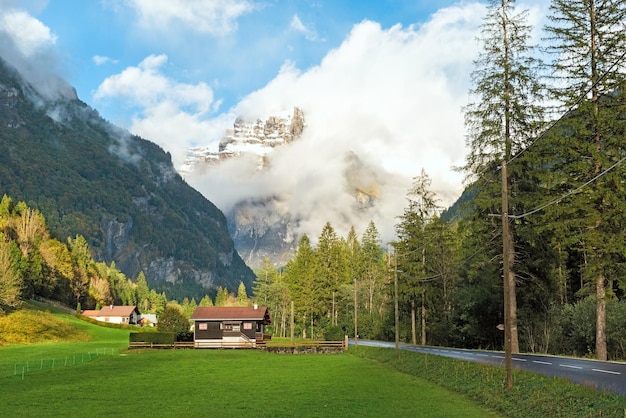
[0, 304, 500, 417]
[1, 304, 625, 417]
[1, 348, 503, 417]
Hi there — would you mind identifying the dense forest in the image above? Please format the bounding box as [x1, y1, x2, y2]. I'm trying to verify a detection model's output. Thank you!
[253, 0, 626, 361]
[0, 195, 250, 318]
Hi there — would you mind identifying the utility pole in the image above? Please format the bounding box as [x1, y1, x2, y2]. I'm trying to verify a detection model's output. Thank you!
[290, 301, 294, 342]
[394, 251, 399, 353]
[502, 159, 513, 389]
[354, 276, 358, 347]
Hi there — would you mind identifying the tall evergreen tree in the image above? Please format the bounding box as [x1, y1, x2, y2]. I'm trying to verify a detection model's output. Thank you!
[395, 170, 439, 345]
[360, 221, 386, 337]
[543, 0, 626, 361]
[135, 272, 150, 312]
[315, 222, 349, 326]
[252, 256, 277, 306]
[236, 281, 248, 306]
[463, 0, 545, 357]
[345, 226, 362, 339]
[67, 235, 92, 307]
[199, 294, 213, 307]
[215, 286, 229, 307]
[284, 234, 318, 337]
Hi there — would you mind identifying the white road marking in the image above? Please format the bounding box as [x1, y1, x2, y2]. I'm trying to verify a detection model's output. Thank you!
[532, 360, 552, 365]
[492, 355, 505, 359]
[512, 358, 527, 362]
[592, 369, 621, 375]
[477, 354, 489, 357]
[559, 364, 582, 370]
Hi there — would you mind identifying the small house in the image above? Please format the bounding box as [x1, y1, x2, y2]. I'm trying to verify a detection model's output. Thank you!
[190, 305, 271, 348]
[83, 305, 140, 325]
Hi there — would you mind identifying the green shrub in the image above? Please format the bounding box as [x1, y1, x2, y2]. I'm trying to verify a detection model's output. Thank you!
[129, 332, 175, 344]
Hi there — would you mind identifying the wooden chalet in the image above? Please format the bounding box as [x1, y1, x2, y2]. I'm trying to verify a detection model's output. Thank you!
[82, 305, 140, 325]
[190, 305, 271, 348]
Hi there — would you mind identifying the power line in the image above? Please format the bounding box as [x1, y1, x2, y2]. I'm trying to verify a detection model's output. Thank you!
[510, 155, 626, 220]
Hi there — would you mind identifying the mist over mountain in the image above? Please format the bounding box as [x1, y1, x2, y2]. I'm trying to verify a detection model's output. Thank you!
[183, 108, 398, 267]
[0, 57, 254, 300]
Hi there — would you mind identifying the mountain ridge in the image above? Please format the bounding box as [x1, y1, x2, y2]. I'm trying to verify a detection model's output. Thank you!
[0, 57, 254, 300]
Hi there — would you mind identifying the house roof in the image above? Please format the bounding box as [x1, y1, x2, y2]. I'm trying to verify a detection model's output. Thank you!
[190, 306, 271, 323]
[81, 310, 100, 317]
[95, 305, 139, 317]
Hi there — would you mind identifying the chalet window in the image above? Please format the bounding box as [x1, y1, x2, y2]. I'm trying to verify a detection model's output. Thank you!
[223, 322, 241, 332]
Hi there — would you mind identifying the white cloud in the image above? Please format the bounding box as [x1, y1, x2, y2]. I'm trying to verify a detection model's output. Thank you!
[123, 0, 256, 36]
[93, 1, 550, 244]
[0, 7, 75, 100]
[0, 9, 56, 57]
[93, 55, 119, 66]
[290, 14, 318, 41]
[186, 3, 489, 243]
[94, 54, 221, 166]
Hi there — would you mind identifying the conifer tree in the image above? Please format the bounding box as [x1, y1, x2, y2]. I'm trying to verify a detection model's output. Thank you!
[463, 0, 545, 358]
[199, 294, 213, 307]
[315, 222, 348, 326]
[236, 282, 248, 306]
[135, 272, 150, 312]
[361, 221, 385, 318]
[284, 234, 317, 337]
[395, 170, 439, 345]
[68, 235, 92, 306]
[253, 256, 276, 306]
[542, 0, 626, 361]
[215, 286, 229, 306]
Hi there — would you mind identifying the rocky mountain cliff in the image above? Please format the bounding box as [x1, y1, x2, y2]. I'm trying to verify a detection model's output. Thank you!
[182, 107, 305, 172]
[183, 108, 381, 268]
[0, 57, 254, 300]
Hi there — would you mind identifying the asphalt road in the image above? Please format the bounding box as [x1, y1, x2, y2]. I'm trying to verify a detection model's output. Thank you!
[351, 339, 626, 397]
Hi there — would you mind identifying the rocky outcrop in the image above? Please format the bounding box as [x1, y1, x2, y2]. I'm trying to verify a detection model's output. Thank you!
[182, 107, 305, 172]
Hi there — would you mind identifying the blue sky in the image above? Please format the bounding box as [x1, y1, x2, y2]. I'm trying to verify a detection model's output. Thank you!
[32, 1, 456, 121]
[0, 0, 549, 242]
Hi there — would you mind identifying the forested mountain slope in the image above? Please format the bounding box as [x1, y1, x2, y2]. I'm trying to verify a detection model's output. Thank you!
[0, 58, 254, 300]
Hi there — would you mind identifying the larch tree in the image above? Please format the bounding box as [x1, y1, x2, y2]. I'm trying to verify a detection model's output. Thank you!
[463, 0, 545, 362]
[0, 239, 22, 311]
[543, 0, 626, 361]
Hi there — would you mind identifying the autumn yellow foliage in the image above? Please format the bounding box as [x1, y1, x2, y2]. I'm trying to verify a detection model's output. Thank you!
[0, 309, 90, 346]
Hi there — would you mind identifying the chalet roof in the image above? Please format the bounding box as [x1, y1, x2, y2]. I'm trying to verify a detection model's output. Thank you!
[96, 305, 139, 317]
[81, 310, 100, 317]
[190, 306, 271, 323]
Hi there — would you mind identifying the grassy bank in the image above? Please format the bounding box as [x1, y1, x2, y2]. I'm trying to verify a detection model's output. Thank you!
[351, 346, 626, 417]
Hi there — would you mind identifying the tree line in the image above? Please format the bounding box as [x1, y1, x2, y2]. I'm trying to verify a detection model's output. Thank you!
[0, 194, 251, 318]
[253, 0, 626, 361]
